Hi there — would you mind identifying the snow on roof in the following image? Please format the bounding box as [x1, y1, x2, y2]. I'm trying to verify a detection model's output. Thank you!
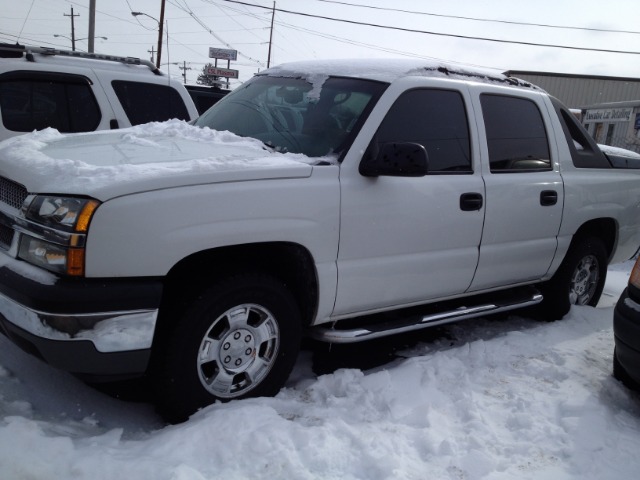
[262, 58, 542, 91]
[0, 43, 162, 76]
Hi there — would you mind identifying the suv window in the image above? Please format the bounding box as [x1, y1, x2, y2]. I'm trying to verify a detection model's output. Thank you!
[480, 94, 551, 172]
[549, 97, 611, 168]
[0, 74, 100, 133]
[371, 88, 472, 173]
[112, 80, 190, 125]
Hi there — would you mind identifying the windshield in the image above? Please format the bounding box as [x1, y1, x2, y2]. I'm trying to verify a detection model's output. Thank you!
[194, 75, 386, 158]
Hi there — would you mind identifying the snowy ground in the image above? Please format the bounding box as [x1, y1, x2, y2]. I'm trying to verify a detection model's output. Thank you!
[1, 263, 640, 480]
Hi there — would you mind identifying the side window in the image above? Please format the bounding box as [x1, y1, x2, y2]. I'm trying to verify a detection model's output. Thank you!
[551, 98, 610, 168]
[372, 89, 472, 173]
[0, 77, 100, 133]
[480, 94, 551, 172]
[111, 81, 190, 125]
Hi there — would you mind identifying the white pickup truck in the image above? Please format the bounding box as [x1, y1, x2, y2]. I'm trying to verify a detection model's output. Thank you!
[0, 59, 639, 422]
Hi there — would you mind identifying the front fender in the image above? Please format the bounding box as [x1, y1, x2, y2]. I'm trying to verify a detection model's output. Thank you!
[85, 167, 340, 278]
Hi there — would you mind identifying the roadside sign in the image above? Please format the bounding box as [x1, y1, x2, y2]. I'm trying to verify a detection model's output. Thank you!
[206, 66, 239, 79]
[209, 48, 238, 61]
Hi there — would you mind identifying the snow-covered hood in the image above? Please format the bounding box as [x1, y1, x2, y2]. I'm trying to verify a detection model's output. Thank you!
[0, 120, 321, 202]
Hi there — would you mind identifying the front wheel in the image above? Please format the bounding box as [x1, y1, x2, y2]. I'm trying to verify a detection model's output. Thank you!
[153, 274, 302, 423]
[537, 236, 607, 320]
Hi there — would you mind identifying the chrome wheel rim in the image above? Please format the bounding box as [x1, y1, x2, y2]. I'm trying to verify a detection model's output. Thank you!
[197, 303, 280, 398]
[569, 254, 600, 305]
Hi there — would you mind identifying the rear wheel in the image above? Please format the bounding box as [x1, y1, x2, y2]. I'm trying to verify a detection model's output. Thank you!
[153, 273, 301, 423]
[537, 236, 607, 320]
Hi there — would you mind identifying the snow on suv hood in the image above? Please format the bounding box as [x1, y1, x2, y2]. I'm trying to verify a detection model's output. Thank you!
[0, 120, 320, 201]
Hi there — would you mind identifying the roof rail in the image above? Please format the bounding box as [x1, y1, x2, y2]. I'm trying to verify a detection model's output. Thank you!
[0, 43, 162, 76]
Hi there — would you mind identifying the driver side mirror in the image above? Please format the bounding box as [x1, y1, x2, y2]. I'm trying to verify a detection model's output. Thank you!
[360, 142, 429, 177]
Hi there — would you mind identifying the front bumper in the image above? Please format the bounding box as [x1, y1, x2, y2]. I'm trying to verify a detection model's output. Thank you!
[0, 263, 163, 380]
[613, 286, 640, 385]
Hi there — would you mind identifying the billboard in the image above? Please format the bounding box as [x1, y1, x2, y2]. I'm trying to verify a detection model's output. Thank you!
[209, 48, 238, 61]
[584, 108, 634, 123]
[206, 66, 239, 79]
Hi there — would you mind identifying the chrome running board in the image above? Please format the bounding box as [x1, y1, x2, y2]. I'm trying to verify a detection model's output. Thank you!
[310, 288, 543, 344]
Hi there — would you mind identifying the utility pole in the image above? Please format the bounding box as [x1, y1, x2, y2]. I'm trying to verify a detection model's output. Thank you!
[88, 0, 96, 53]
[156, 0, 166, 68]
[178, 61, 192, 84]
[148, 46, 156, 64]
[63, 7, 79, 51]
[267, 1, 275, 68]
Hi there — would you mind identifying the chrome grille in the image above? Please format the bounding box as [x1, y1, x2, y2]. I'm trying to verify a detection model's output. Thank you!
[0, 176, 28, 209]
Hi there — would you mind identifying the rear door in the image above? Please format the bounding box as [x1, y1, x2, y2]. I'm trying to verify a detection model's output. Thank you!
[93, 69, 196, 127]
[0, 67, 115, 140]
[468, 87, 564, 291]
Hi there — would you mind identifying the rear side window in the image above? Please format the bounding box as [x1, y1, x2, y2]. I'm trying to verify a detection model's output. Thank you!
[112, 81, 190, 125]
[371, 88, 472, 173]
[549, 97, 610, 168]
[481, 94, 551, 172]
[0, 75, 100, 133]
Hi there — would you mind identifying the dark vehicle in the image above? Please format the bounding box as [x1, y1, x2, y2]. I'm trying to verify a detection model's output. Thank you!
[613, 257, 640, 389]
[185, 85, 230, 115]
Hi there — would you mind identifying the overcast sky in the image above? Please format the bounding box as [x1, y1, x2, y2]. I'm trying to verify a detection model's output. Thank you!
[2, 0, 639, 87]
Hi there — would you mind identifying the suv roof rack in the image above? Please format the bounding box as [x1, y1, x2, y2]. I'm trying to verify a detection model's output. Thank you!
[0, 43, 162, 76]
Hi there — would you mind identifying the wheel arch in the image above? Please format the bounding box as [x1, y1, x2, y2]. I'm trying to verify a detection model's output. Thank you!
[536, 218, 614, 319]
[571, 217, 617, 262]
[156, 242, 319, 333]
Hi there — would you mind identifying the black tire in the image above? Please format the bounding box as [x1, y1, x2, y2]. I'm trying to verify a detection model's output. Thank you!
[613, 347, 640, 391]
[153, 273, 302, 423]
[537, 236, 607, 320]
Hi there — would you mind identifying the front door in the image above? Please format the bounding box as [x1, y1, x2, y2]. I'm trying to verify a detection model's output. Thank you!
[334, 85, 485, 317]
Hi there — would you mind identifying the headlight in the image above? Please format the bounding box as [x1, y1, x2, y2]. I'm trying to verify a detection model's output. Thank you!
[18, 237, 86, 276]
[18, 196, 100, 276]
[24, 196, 99, 233]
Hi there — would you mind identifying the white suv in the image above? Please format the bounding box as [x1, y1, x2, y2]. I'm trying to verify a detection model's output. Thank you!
[0, 43, 198, 141]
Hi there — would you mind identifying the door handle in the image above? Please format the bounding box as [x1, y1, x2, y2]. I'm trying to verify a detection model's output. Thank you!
[460, 192, 483, 211]
[540, 190, 558, 206]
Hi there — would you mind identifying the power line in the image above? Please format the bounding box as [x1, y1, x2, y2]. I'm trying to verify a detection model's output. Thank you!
[16, 0, 36, 42]
[218, 0, 640, 56]
[273, 19, 442, 61]
[0, 32, 62, 48]
[168, 0, 265, 65]
[311, 0, 640, 36]
[210, 0, 315, 64]
[66, 0, 154, 29]
[212, 0, 432, 64]
[208, 0, 267, 43]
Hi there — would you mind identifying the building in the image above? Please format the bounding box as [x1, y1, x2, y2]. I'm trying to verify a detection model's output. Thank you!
[505, 70, 640, 108]
[581, 101, 640, 153]
[506, 70, 640, 153]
